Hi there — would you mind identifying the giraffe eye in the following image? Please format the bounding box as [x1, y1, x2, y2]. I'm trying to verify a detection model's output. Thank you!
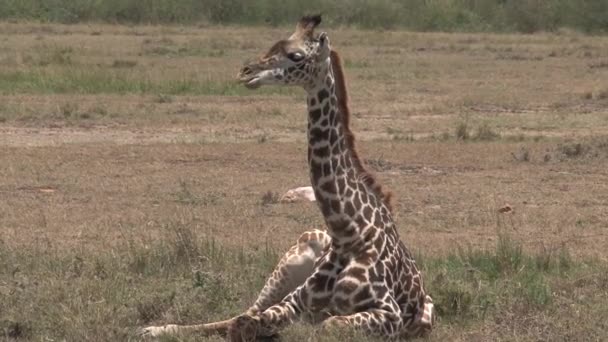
[287, 52, 304, 62]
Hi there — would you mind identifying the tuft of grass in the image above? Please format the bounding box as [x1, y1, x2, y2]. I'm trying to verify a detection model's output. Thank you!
[473, 122, 500, 141]
[594, 88, 608, 100]
[387, 127, 415, 142]
[59, 102, 78, 118]
[256, 132, 271, 144]
[556, 142, 589, 158]
[455, 120, 470, 141]
[111, 59, 137, 68]
[261, 190, 280, 205]
[455, 120, 501, 142]
[423, 233, 582, 325]
[589, 61, 608, 69]
[29, 45, 74, 66]
[1, 320, 31, 339]
[512, 147, 530, 162]
[172, 180, 223, 206]
[154, 94, 174, 104]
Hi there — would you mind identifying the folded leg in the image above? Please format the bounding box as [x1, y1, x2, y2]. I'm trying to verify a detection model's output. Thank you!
[322, 308, 403, 338]
[138, 229, 331, 338]
[249, 229, 331, 314]
[229, 252, 343, 341]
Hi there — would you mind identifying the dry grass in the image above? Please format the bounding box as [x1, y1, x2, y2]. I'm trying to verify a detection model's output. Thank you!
[1, 22, 608, 341]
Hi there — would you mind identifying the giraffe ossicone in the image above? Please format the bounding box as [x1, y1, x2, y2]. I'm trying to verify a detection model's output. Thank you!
[139, 14, 434, 340]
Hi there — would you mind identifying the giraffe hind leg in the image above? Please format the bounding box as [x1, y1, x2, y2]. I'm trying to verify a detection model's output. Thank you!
[232, 252, 342, 341]
[138, 229, 331, 338]
[248, 229, 331, 314]
[137, 319, 235, 338]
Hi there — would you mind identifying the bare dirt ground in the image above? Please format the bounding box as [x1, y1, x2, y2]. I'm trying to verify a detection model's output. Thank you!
[1, 22, 608, 341]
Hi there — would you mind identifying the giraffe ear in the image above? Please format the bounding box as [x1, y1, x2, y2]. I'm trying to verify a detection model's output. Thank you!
[292, 14, 322, 39]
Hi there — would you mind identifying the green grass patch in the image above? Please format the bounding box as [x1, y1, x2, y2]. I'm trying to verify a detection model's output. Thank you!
[422, 234, 579, 324]
[1, 230, 606, 341]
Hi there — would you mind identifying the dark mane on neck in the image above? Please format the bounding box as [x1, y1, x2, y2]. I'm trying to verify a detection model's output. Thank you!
[329, 49, 394, 213]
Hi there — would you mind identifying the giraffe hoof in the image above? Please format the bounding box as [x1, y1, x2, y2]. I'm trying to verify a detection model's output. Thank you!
[321, 316, 348, 331]
[136, 324, 178, 338]
[136, 326, 157, 338]
[228, 315, 260, 342]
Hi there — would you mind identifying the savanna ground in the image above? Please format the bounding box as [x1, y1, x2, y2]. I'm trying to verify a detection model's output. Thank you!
[1, 22, 608, 341]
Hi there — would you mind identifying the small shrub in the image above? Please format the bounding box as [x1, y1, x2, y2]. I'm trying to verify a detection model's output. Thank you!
[391, 132, 415, 141]
[434, 131, 451, 141]
[512, 147, 530, 162]
[594, 88, 608, 100]
[257, 133, 270, 144]
[434, 280, 474, 318]
[506, 134, 526, 142]
[557, 142, 589, 158]
[455, 120, 470, 140]
[154, 94, 174, 103]
[60, 103, 78, 118]
[589, 61, 608, 69]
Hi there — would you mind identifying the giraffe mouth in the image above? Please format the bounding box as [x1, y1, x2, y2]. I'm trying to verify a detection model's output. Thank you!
[237, 63, 263, 89]
[238, 68, 272, 89]
[241, 75, 262, 89]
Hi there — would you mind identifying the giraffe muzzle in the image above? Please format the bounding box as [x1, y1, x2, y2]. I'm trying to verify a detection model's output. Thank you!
[237, 65, 263, 89]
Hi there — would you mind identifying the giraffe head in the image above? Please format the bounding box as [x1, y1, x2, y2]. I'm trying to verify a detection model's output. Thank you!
[237, 15, 331, 90]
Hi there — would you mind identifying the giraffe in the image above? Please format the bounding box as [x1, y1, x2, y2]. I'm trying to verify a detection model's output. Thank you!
[139, 14, 434, 340]
[231, 15, 434, 340]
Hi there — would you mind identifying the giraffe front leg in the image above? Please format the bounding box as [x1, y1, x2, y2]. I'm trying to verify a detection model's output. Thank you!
[321, 309, 403, 338]
[229, 254, 340, 341]
[321, 296, 435, 339]
[228, 293, 301, 342]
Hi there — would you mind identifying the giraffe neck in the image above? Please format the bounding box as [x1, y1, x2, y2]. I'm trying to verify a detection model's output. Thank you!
[305, 52, 392, 252]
